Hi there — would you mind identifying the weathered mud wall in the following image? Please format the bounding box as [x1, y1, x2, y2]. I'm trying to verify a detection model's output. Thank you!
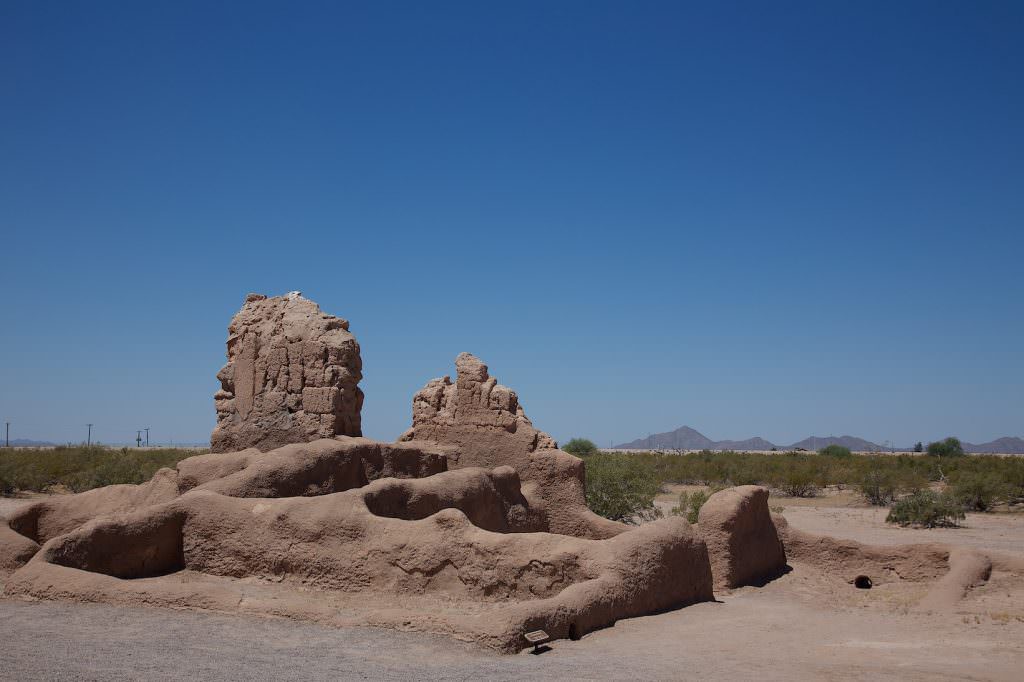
[698, 486, 786, 589]
[3, 449, 714, 652]
[211, 292, 363, 452]
[399, 353, 625, 539]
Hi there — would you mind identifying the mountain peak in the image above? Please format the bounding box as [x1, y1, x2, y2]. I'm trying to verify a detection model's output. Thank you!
[612, 427, 1024, 453]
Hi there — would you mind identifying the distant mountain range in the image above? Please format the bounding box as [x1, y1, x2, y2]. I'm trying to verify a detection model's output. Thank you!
[789, 435, 884, 452]
[613, 426, 1024, 454]
[961, 437, 1024, 454]
[3, 438, 56, 447]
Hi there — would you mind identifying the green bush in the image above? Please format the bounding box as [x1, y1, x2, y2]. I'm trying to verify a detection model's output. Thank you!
[886, 490, 965, 528]
[563, 438, 599, 457]
[948, 470, 1010, 511]
[818, 444, 852, 458]
[583, 453, 661, 522]
[927, 437, 965, 457]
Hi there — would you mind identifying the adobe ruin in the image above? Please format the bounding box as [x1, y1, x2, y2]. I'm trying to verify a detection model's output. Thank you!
[0, 292, 1009, 652]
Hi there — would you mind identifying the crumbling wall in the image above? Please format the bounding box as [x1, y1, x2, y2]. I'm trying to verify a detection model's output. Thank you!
[211, 292, 363, 452]
[399, 353, 625, 539]
[697, 485, 787, 589]
[4, 457, 714, 653]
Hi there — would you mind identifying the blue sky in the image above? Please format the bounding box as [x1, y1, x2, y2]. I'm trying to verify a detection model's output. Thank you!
[1, 1, 1021, 447]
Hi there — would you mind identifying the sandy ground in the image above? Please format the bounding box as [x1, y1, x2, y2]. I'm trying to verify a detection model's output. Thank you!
[781, 505, 1024, 558]
[0, 495, 40, 518]
[2, 569, 1021, 681]
[2, 492, 1023, 680]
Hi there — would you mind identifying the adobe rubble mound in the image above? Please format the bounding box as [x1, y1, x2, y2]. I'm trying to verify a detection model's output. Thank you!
[2, 440, 714, 653]
[0, 438, 452, 568]
[211, 292, 364, 453]
[399, 352, 624, 539]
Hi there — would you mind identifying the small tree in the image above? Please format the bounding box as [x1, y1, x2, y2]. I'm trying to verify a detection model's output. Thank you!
[584, 454, 661, 522]
[563, 438, 599, 457]
[913, 442, 923, 453]
[927, 437, 965, 458]
[818, 444, 852, 458]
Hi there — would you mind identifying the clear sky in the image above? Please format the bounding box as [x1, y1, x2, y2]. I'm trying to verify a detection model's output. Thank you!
[1, 1, 1021, 447]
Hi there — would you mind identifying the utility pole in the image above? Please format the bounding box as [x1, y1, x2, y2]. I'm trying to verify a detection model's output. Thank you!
[4, 422, 8, 448]
[87, 424, 93, 446]
[144, 428, 150, 447]
[136, 430, 142, 448]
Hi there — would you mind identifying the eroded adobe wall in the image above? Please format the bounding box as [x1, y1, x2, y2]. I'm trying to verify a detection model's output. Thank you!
[399, 353, 625, 539]
[6, 469, 714, 653]
[0, 438, 452, 570]
[211, 292, 363, 452]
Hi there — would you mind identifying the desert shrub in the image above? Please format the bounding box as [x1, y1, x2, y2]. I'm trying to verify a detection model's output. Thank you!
[771, 460, 819, 497]
[948, 470, 1010, 511]
[729, 460, 769, 486]
[856, 466, 927, 506]
[563, 438, 599, 457]
[886, 490, 964, 528]
[0, 446, 199, 494]
[1004, 459, 1024, 503]
[895, 469, 929, 495]
[578, 449, 1022, 513]
[671, 488, 711, 524]
[913, 442, 924, 453]
[818, 444, 852, 458]
[927, 437, 965, 458]
[583, 453, 661, 522]
[857, 468, 899, 506]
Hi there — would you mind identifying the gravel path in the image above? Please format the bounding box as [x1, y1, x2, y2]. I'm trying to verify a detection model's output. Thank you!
[2, 583, 1021, 681]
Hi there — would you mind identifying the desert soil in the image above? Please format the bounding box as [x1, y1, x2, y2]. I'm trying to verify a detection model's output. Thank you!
[2, 491, 1023, 680]
[0, 495, 43, 518]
